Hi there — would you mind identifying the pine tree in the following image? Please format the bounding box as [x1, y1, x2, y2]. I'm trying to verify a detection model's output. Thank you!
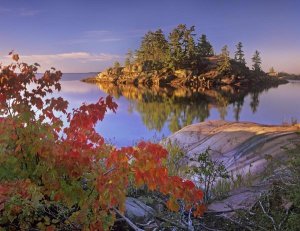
[218, 45, 231, 74]
[197, 34, 214, 57]
[136, 29, 169, 70]
[113, 61, 120, 68]
[252, 50, 262, 72]
[125, 49, 134, 67]
[168, 24, 196, 69]
[124, 58, 130, 67]
[269, 67, 275, 73]
[234, 42, 246, 64]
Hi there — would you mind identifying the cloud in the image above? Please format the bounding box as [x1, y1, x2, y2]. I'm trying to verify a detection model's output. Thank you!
[19, 9, 41, 17]
[69, 38, 122, 44]
[0, 7, 11, 15]
[19, 52, 120, 62]
[0, 52, 122, 72]
[84, 30, 112, 37]
[0, 7, 40, 17]
[68, 29, 147, 45]
[68, 30, 124, 44]
[0, 7, 10, 12]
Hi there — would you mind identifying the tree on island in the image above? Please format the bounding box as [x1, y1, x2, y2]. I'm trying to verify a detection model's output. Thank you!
[234, 42, 246, 64]
[197, 34, 214, 57]
[113, 61, 121, 68]
[168, 24, 196, 69]
[124, 49, 134, 67]
[252, 50, 262, 72]
[104, 24, 273, 84]
[136, 29, 169, 70]
[269, 67, 275, 73]
[218, 45, 232, 74]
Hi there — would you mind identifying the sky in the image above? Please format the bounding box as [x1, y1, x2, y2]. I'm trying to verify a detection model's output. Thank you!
[0, 0, 299, 73]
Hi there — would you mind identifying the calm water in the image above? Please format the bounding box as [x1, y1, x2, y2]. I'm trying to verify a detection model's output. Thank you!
[57, 74, 300, 147]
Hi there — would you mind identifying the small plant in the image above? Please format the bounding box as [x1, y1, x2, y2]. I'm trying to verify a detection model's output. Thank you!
[211, 179, 231, 200]
[163, 140, 188, 177]
[187, 148, 229, 202]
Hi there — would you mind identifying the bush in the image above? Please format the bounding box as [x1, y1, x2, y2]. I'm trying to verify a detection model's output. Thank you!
[0, 53, 205, 230]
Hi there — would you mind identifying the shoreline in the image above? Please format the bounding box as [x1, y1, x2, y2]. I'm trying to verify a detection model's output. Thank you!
[81, 71, 288, 91]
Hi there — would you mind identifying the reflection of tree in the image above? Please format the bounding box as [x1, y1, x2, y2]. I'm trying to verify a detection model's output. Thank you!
[233, 98, 244, 121]
[94, 82, 278, 133]
[134, 94, 210, 133]
[215, 94, 229, 120]
[250, 92, 260, 113]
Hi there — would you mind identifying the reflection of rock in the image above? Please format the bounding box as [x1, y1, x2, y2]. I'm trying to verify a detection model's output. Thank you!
[167, 120, 300, 214]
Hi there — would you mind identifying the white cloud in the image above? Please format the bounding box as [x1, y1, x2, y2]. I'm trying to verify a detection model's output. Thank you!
[67, 29, 146, 45]
[0, 52, 122, 72]
[19, 9, 41, 16]
[19, 52, 120, 62]
[84, 30, 112, 37]
[0, 7, 11, 14]
[0, 7, 40, 17]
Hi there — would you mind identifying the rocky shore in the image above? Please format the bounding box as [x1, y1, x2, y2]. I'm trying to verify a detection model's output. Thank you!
[82, 57, 288, 90]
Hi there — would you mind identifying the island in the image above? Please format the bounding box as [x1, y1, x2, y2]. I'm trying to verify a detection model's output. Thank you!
[83, 24, 287, 90]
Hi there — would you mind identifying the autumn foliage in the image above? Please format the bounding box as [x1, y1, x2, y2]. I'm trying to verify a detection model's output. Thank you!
[0, 54, 204, 230]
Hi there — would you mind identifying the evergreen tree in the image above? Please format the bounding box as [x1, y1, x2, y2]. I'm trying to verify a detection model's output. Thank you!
[197, 34, 214, 57]
[168, 25, 184, 69]
[269, 67, 275, 73]
[218, 45, 231, 74]
[168, 24, 196, 69]
[234, 42, 246, 64]
[252, 50, 262, 72]
[124, 58, 130, 67]
[183, 25, 197, 66]
[125, 49, 134, 67]
[136, 29, 169, 70]
[113, 61, 121, 68]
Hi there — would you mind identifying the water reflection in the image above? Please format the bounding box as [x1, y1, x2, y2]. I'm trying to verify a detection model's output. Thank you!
[94, 82, 276, 133]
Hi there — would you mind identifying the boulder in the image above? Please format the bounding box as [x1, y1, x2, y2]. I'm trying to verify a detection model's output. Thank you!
[125, 197, 155, 224]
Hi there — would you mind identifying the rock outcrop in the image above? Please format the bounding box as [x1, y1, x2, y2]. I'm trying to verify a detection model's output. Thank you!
[166, 120, 300, 213]
[167, 120, 300, 175]
[81, 56, 288, 90]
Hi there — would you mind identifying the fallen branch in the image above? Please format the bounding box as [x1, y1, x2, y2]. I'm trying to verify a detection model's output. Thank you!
[258, 200, 277, 231]
[154, 215, 187, 230]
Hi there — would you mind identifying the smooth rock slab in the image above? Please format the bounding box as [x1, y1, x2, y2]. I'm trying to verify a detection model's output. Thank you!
[167, 120, 300, 214]
[167, 120, 300, 176]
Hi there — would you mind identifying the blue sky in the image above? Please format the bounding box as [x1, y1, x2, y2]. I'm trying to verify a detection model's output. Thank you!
[0, 0, 299, 73]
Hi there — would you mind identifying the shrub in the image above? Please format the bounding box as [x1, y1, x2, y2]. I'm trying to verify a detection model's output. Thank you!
[0, 53, 205, 230]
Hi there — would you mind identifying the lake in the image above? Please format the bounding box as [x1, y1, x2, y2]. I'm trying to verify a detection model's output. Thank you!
[57, 73, 300, 147]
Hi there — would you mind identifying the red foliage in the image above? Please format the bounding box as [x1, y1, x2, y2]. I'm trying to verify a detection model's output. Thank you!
[0, 53, 205, 229]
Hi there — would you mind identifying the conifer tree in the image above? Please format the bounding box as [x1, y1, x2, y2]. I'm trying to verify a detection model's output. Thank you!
[113, 61, 120, 68]
[197, 34, 214, 57]
[252, 50, 262, 72]
[125, 49, 134, 68]
[269, 67, 275, 73]
[234, 42, 246, 64]
[218, 45, 231, 74]
[136, 29, 169, 70]
[168, 24, 196, 69]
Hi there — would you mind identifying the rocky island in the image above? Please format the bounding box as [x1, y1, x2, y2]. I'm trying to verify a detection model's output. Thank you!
[83, 24, 287, 90]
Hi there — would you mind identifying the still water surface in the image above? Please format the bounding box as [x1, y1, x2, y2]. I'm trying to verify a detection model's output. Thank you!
[58, 74, 300, 147]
